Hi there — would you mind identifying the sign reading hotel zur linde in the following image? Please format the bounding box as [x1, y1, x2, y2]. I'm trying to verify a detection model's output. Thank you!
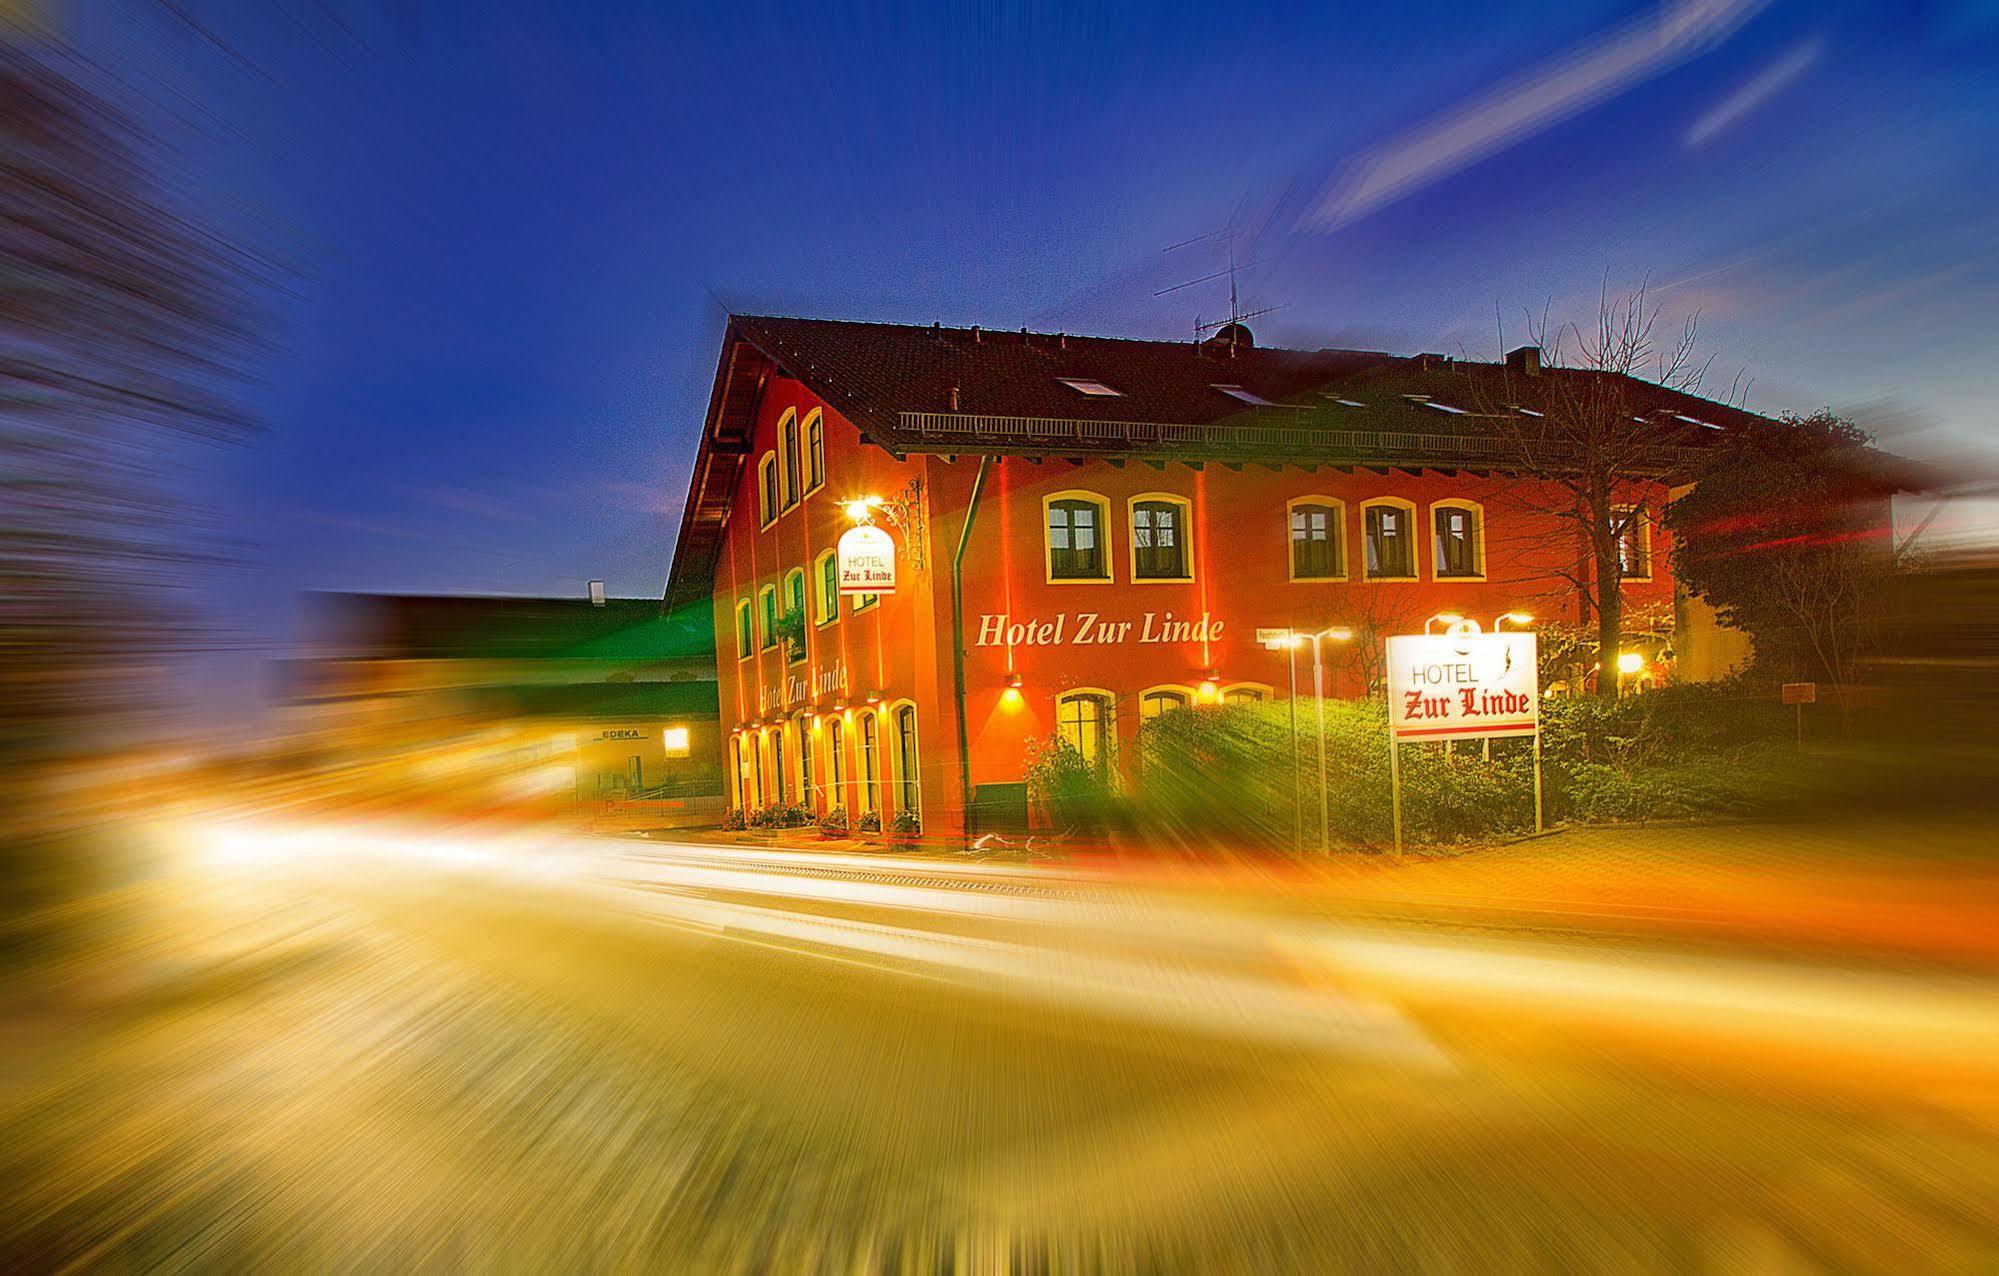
[836, 524, 896, 595]
[1385, 631, 1539, 741]
[973, 611, 1224, 648]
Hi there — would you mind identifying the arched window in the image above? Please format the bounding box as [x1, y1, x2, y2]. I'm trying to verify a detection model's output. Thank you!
[728, 736, 743, 809]
[858, 712, 879, 814]
[752, 732, 768, 807]
[804, 410, 825, 494]
[1431, 500, 1485, 579]
[783, 568, 808, 664]
[827, 716, 847, 810]
[734, 599, 754, 660]
[814, 550, 839, 626]
[1222, 683, 1270, 704]
[1361, 498, 1418, 580]
[1288, 497, 1345, 580]
[1056, 690, 1115, 772]
[1129, 494, 1192, 581]
[758, 584, 778, 650]
[796, 714, 816, 810]
[894, 705, 920, 814]
[1045, 492, 1111, 582]
[1139, 687, 1191, 721]
[758, 454, 779, 527]
[771, 726, 788, 804]
[779, 411, 801, 510]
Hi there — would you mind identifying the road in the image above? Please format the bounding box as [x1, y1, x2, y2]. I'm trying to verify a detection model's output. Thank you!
[3, 818, 1995, 1272]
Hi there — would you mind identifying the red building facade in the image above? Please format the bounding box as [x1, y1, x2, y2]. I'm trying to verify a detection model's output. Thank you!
[666, 316, 1753, 835]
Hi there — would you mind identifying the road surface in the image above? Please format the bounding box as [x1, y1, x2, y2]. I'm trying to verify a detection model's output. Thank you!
[2, 818, 1994, 1272]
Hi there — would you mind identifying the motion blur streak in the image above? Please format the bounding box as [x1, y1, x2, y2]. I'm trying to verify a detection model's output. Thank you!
[2, 811, 1994, 1271]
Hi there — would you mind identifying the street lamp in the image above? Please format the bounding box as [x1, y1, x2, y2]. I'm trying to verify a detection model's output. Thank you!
[1262, 624, 1353, 854]
[1424, 612, 1465, 635]
[1494, 611, 1533, 633]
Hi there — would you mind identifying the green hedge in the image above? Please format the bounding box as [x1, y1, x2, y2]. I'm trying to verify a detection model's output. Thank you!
[1126, 682, 1814, 851]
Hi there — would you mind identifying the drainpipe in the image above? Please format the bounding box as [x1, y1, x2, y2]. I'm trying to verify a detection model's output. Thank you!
[950, 455, 995, 840]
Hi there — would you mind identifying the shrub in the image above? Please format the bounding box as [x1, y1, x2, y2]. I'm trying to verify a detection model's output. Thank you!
[857, 809, 882, 833]
[1023, 734, 1119, 832]
[889, 809, 921, 839]
[721, 808, 747, 832]
[817, 806, 849, 838]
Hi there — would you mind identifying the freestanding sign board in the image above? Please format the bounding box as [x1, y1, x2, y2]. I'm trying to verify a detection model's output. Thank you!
[1384, 627, 1542, 849]
[1385, 632, 1539, 740]
[836, 524, 896, 595]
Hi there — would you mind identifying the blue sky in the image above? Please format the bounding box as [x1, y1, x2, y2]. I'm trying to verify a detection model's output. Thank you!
[63, 1, 1999, 726]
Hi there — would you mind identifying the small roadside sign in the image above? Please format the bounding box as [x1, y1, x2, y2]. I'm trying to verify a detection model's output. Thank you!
[1782, 682, 1817, 705]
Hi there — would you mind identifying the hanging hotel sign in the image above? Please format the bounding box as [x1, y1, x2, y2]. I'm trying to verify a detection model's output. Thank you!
[1385, 630, 1539, 741]
[836, 524, 896, 595]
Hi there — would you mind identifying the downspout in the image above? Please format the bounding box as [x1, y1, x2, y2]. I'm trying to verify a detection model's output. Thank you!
[950, 455, 995, 839]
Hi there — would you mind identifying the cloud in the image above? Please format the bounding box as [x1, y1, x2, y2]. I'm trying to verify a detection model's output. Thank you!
[1683, 38, 1824, 147]
[1305, 0, 1769, 233]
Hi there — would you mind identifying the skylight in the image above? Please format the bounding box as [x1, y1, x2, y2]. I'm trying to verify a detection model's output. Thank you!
[1058, 377, 1121, 397]
[1212, 384, 1275, 406]
[1422, 400, 1470, 415]
[1319, 394, 1366, 407]
[1676, 412, 1724, 430]
[1515, 407, 1544, 418]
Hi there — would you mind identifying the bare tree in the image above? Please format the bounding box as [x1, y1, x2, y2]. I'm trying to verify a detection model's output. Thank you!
[1463, 281, 1713, 700]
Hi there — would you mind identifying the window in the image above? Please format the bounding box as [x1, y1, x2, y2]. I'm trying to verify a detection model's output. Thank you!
[735, 599, 754, 660]
[1056, 690, 1114, 773]
[758, 454, 779, 526]
[1129, 496, 1191, 581]
[1615, 505, 1652, 580]
[784, 568, 807, 664]
[772, 728, 787, 804]
[1222, 684, 1269, 704]
[729, 737, 745, 809]
[827, 717, 846, 806]
[858, 712, 879, 813]
[1057, 377, 1121, 397]
[663, 726, 690, 757]
[1288, 498, 1344, 580]
[853, 591, 880, 612]
[797, 715, 815, 809]
[894, 705, 920, 815]
[1212, 384, 1275, 407]
[1046, 493, 1110, 582]
[814, 550, 839, 626]
[753, 733, 767, 806]
[627, 755, 643, 789]
[779, 411, 801, 509]
[1363, 499, 1417, 579]
[758, 585, 778, 650]
[805, 411, 826, 491]
[1140, 688, 1190, 721]
[1432, 501, 1484, 579]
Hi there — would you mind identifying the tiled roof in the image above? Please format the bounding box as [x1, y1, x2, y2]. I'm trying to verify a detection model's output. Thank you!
[663, 314, 1778, 606]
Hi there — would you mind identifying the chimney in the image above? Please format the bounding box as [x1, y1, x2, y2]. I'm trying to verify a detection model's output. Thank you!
[970, 325, 981, 344]
[948, 385, 960, 411]
[1506, 345, 1542, 376]
[1057, 332, 1067, 349]
[588, 579, 605, 607]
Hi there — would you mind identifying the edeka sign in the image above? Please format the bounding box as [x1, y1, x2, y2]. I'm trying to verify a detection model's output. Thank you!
[837, 524, 896, 595]
[972, 611, 1224, 648]
[1385, 631, 1539, 741]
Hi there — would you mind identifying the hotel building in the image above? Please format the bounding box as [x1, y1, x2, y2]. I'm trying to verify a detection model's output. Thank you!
[664, 315, 1764, 835]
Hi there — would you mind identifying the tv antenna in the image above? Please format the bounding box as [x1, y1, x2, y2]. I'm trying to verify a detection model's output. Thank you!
[1156, 219, 1283, 341]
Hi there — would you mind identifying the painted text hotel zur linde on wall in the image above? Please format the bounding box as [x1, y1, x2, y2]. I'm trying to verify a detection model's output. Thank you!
[664, 316, 1760, 835]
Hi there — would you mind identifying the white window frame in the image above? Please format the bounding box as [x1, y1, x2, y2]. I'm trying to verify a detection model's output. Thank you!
[1429, 498, 1487, 581]
[1044, 490, 1113, 584]
[1286, 495, 1347, 582]
[1126, 492, 1194, 583]
[1360, 497, 1420, 581]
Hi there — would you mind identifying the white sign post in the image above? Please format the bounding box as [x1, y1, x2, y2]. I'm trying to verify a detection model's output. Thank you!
[1383, 625, 1542, 851]
[836, 523, 896, 596]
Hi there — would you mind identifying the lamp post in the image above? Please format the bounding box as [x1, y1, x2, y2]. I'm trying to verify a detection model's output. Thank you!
[1423, 612, 1465, 635]
[1266, 625, 1352, 853]
[1483, 612, 1535, 761]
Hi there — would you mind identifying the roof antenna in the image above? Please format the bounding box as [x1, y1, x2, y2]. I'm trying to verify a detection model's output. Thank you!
[1156, 218, 1283, 354]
